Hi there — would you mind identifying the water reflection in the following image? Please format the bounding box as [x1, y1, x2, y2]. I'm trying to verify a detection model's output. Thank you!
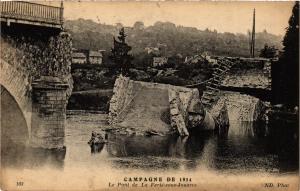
[92, 131, 217, 170]
[2, 112, 298, 174]
[83, 120, 297, 173]
[90, 143, 105, 153]
[1, 139, 66, 169]
[1, 85, 66, 169]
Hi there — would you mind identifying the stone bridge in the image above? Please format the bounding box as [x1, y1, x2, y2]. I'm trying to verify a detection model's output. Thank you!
[0, 1, 72, 150]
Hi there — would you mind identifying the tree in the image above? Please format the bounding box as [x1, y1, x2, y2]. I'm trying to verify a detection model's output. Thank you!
[259, 44, 277, 58]
[133, 21, 145, 30]
[272, 2, 299, 106]
[109, 28, 133, 75]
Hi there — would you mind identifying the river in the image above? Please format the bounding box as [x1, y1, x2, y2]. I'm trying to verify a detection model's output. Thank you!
[1, 111, 299, 189]
[64, 111, 298, 174]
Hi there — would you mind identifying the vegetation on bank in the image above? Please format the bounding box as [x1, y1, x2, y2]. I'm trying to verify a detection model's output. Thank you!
[272, 2, 299, 107]
[67, 3, 299, 110]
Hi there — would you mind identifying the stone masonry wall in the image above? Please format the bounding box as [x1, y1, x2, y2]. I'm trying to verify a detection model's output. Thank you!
[169, 88, 200, 136]
[1, 30, 72, 149]
[219, 92, 266, 122]
[108, 76, 225, 135]
[31, 79, 68, 149]
[108, 75, 135, 125]
[1, 32, 72, 80]
[0, 59, 32, 134]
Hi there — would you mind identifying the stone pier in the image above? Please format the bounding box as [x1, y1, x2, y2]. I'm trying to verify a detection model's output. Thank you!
[30, 77, 69, 149]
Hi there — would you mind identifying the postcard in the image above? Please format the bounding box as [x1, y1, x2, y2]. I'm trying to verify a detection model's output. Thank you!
[0, 1, 299, 190]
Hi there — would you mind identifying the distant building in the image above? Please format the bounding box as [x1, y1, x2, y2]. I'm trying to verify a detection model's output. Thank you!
[145, 43, 167, 56]
[89, 50, 103, 64]
[153, 57, 168, 67]
[145, 47, 160, 55]
[72, 52, 87, 64]
[72, 49, 104, 65]
[184, 54, 218, 65]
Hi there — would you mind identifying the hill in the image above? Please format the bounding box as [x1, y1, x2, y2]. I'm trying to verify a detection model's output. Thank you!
[64, 19, 283, 60]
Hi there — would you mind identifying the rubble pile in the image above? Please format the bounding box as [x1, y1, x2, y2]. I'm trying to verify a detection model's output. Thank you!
[108, 76, 230, 136]
[219, 92, 266, 122]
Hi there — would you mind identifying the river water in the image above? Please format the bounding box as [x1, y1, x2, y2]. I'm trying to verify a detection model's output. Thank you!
[1, 106, 299, 190]
[64, 111, 298, 174]
[2, 110, 298, 174]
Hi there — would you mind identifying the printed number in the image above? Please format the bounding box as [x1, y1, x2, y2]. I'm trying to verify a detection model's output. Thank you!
[16, 181, 24, 186]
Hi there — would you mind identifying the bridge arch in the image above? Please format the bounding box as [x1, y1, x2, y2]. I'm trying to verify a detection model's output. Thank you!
[0, 59, 32, 138]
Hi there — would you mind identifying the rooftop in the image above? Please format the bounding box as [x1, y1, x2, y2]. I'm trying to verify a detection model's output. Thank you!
[72, 52, 86, 58]
[90, 51, 103, 57]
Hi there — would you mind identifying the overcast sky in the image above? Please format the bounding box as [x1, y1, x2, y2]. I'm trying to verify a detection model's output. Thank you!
[46, 1, 294, 35]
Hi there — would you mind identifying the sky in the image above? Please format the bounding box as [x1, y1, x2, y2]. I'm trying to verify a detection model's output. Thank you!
[45, 1, 294, 36]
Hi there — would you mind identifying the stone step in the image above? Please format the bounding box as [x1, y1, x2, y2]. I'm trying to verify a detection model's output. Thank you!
[202, 102, 211, 106]
[202, 97, 217, 105]
[203, 89, 218, 94]
[220, 66, 231, 71]
[203, 91, 216, 95]
[211, 78, 221, 84]
[202, 93, 218, 100]
[215, 63, 231, 70]
[215, 67, 227, 73]
[221, 61, 234, 68]
[212, 73, 222, 79]
[202, 96, 214, 101]
[212, 70, 225, 76]
[207, 81, 219, 85]
[207, 78, 220, 84]
[224, 59, 235, 64]
[206, 86, 219, 91]
[201, 96, 212, 100]
[202, 98, 212, 103]
[212, 73, 223, 79]
[207, 82, 219, 88]
[203, 94, 218, 100]
[202, 100, 213, 105]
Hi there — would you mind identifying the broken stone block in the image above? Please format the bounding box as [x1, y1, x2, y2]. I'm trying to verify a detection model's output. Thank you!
[168, 89, 189, 136]
[188, 114, 204, 129]
[108, 75, 230, 136]
[88, 131, 105, 145]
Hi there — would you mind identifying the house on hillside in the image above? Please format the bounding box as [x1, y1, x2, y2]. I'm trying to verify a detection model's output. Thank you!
[89, 50, 103, 64]
[145, 47, 160, 55]
[184, 55, 206, 64]
[153, 57, 168, 67]
[72, 52, 87, 64]
[145, 43, 168, 56]
[72, 49, 104, 65]
[184, 54, 218, 65]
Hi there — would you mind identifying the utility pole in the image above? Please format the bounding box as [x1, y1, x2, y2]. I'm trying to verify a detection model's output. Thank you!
[248, 30, 252, 57]
[250, 8, 256, 58]
[60, 1, 64, 25]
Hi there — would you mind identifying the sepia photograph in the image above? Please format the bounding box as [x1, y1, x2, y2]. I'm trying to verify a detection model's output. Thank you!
[0, 1, 299, 190]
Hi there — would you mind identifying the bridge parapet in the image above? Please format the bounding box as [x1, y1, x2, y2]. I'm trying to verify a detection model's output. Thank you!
[1, 1, 63, 28]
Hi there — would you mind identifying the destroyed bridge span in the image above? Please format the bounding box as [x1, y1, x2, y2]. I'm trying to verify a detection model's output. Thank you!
[185, 56, 272, 105]
[108, 57, 271, 136]
[108, 76, 229, 137]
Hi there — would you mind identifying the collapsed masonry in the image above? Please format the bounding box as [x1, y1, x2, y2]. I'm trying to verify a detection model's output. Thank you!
[108, 75, 229, 136]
